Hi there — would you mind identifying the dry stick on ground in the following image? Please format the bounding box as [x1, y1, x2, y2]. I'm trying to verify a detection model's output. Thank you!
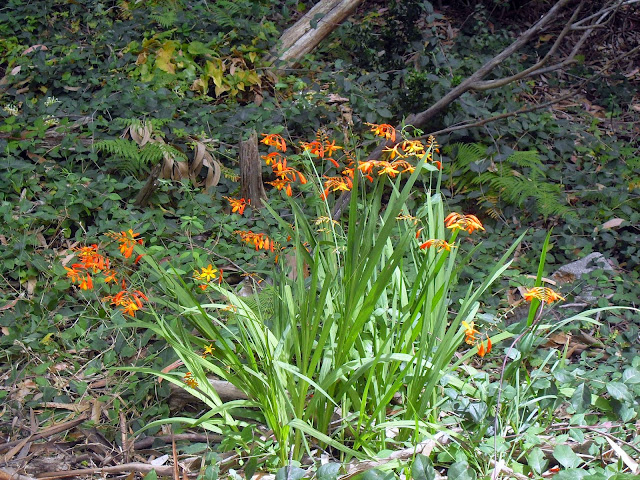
[133, 433, 222, 450]
[331, 0, 639, 220]
[0, 414, 89, 454]
[33, 462, 177, 479]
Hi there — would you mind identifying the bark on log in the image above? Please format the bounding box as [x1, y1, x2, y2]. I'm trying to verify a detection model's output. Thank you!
[239, 131, 267, 208]
[169, 379, 248, 410]
[276, 0, 365, 63]
[134, 163, 162, 208]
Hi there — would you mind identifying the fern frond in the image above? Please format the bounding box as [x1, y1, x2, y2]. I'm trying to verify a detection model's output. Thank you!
[446, 142, 486, 167]
[213, 0, 244, 28]
[151, 8, 177, 28]
[94, 139, 141, 161]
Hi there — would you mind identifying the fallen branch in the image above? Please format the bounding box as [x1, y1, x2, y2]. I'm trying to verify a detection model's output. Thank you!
[275, 0, 365, 64]
[133, 433, 222, 450]
[34, 462, 176, 479]
[0, 414, 89, 454]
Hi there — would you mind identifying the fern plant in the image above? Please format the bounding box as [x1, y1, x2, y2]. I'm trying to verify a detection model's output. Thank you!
[445, 142, 574, 219]
[94, 138, 186, 178]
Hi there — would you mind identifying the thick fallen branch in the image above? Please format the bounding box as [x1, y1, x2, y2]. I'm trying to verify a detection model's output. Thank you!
[275, 0, 365, 64]
[0, 414, 89, 454]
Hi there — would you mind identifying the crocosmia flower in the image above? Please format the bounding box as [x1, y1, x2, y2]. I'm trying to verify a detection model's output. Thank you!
[261, 133, 287, 152]
[366, 123, 396, 142]
[444, 213, 484, 234]
[523, 286, 565, 304]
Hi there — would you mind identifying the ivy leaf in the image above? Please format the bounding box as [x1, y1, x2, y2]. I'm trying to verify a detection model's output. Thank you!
[526, 447, 548, 475]
[411, 454, 436, 480]
[447, 461, 476, 480]
[275, 466, 306, 480]
[553, 445, 582, 469]
[570, 383, 591, 413]
[360, 469, 395, 480]
[553, 470, 589, 480]
[607, 382, 633, 402]
[622, 367, 640, 384]
[316, 463, 341, 480]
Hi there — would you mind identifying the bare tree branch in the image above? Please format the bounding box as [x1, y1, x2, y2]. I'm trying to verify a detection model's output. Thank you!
[331, 0, 639, 219]
[405, 0, 574, 129]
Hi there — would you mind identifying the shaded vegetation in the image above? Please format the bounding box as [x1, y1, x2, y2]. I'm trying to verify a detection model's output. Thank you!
[1, 0, 639, 478]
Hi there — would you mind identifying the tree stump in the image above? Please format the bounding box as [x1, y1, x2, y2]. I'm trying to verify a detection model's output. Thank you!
[134, 163, 162, 208]
[239, 131, 266, 208]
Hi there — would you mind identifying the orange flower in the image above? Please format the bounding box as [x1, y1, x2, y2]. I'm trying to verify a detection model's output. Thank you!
[273, 161, 307, 185]
[224, 196, 249, 215]
[444, 213, 484, 234]
[523, 287, 565, 304]
[120, 299, 139, 317]
[108, 229, 143, 259]
[79, 274, 93, 291]
[83, 252, 109, 273]
[267, 178, 293, 196]
[261, 151, 285, 166]
[194, 264, 222, 284]
[73, 244, 99, 261]
[419, 239, 455, 252]
[261, 133, 287, 152]
[235, 230, 276, 252]
[477, 337, 492, 357]
[391, 159, 415, 174]
[358, 160, 377, 175]
[382, 144, 404, 160]
[184, 372, 198, 388]
[399, 140, 425, 156]
[321, 175, 353, 200]
[300, 140, 324, 158]
[366, 123, 396, 142]
[104, 270, 118, 284]
[65, 266, 82, 283]
[323, 140, 342, 157]
[377, 161, 399, 177]
[462, 321, 480, 345]
[462, 321, 492, 357]
[105, 289, 148, 317]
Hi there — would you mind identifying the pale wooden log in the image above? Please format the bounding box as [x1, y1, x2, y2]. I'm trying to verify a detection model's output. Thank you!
[276, 0, 365, 63]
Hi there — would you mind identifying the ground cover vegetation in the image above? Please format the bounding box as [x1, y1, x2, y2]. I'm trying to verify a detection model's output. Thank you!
[1, 0, 639, 478]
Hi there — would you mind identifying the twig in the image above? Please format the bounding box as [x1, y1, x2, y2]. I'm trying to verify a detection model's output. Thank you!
[0, 469, 37, 480]
[119, 411, 129, 464]
[551, 425, 640, 455]
[33, 463, 177, 479]
[489, 458, 530, 480]
[0, 414, 89, 454]
[133, 433, 221, 450]
[339, 432, 454, 479]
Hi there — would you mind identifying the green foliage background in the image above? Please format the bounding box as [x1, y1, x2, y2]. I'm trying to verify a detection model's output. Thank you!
[1, 0, 639, 476]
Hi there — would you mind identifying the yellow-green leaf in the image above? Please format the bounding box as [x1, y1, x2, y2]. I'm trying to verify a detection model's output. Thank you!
[155, 41, 176, 74]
